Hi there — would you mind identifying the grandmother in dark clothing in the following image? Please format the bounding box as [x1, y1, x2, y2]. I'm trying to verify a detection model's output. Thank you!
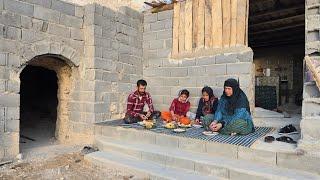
[207, 78, 254, 135]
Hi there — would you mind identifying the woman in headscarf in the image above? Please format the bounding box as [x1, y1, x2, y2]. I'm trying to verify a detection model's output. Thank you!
[208, 78, 254, 135]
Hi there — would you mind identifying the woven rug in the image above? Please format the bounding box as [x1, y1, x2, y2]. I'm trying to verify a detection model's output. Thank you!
[99, 119, 275, 147]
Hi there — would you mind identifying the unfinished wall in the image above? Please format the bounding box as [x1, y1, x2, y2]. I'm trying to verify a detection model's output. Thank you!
[0, 0, 88, 161]
[143, 10, 255, 113]
[83, 3, 143, 122]
[299, 0, 320, 156]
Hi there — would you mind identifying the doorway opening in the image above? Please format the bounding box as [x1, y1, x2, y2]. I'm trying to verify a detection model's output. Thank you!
[249, 0, 305, 118]
[20, 65, 58, 150]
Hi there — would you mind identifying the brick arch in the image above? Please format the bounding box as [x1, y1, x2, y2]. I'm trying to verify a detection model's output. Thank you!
[19, 41, 81, 68]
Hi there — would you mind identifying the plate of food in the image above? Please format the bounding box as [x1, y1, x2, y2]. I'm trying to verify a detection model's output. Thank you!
[202, 131, 219, 136]
[192, 124, 203, 128]
[178, 122, 192, 128]
[137, 121, 145, 126]
[164, 122, 176, 129]
[173, 128, 186, 133]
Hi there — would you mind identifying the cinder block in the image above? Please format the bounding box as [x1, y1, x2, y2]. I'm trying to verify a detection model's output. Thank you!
[3, 26, 21, 40]
[48, 23, 70, 38]
[157, 10, 173, 21]
[75, 5, 84, 17]
[0, 53, 7, 66]
[307, 15, 320, 30]
[6, 80, 19, 93]
[21, 15, 32, 29]
[33, 6, 60, 23]
[0, 0, 3, 10]
[0, 94, 19, 107]
[157, 29, 172, 40]
[5, 120, 19, 132]
[149, 40, 164, 50]
[157, 49, 171, 58]
[238, 146, 276, 165]
[102, 6, 115, 19]
[144, 13, 157, 23]
[70, 28, 83, 41]
[164, 19, 173, 29]
[188, 66, 206, 76]
[51, 0, 75, 16]
[150, 21, 165, 31]
[4, 0, 34, 17]
[238, 50, 253, 62]
[215, 53, 238, 64]
[170, 67, 188, 77]
[0, 11, 21, 27]
[179, 77, 197, 87]
[206, 64, 227, 76]
[227, 63, 252, 75]
[196, 56, 215, 65]
[165, 39, 172, 49]
[143, 32, 157, 41]
[20, 0, 51, 8]
[60, 14, 83, 28]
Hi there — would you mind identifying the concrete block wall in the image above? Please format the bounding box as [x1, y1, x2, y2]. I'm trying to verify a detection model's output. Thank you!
[142, 10, 255, 112]
[299, 0, 320, 156]
[0, 0, 88, 161]
[83, 4, 143, 122]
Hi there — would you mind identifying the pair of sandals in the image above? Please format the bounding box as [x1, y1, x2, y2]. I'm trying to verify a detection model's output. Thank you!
[264, 135, 297, 144]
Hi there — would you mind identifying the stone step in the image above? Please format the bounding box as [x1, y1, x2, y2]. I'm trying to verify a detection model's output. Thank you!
[93, 136, 320, 180]
[95, 123, 320, 174]
[85, 151, 222, 180]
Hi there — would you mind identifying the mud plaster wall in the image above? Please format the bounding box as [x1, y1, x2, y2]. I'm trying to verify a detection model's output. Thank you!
[27, 57, 74, 143]
[142, 10, 255, 113]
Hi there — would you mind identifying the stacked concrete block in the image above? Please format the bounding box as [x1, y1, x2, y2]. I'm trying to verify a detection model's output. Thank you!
[0, 0, 89, 161]
[142, 10, 254, 112]
[299, 1, 320, 156]
[83, 4, 143, 122]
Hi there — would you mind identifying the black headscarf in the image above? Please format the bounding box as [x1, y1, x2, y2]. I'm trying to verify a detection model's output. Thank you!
[222, 78, 250, 115]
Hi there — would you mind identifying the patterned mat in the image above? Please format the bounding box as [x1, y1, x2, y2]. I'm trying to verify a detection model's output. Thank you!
[99, 119, 275, 147]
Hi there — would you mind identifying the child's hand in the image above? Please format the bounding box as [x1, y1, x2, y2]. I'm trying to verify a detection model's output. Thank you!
[195, 119, 200, 124]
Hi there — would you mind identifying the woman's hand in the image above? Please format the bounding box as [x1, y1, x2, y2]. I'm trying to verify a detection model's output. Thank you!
[210, 122, 222, 132]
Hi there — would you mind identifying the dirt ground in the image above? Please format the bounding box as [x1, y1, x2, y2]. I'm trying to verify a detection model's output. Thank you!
[0, 146, 137, 180]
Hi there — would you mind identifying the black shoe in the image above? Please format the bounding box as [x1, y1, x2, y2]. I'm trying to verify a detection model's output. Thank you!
[278, 124, 299, 135]
[264, 136, 275, 143]
[276, 136, 297, 144]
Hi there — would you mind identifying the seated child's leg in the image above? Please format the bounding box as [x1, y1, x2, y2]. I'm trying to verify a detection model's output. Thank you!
[161, 111, 172, 122]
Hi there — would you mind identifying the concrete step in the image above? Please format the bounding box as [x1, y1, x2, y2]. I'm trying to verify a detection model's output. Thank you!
[302, 98, 320, 117]
[95, 123, 320, 175]
[93, 136, 320, 180]
[85, 151, 222, 180]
